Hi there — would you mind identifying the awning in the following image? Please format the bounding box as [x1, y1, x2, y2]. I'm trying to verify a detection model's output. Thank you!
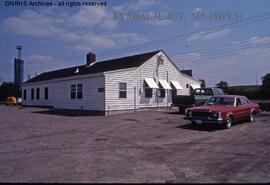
[144, 78, 159, 89]
[190, 83, 201, 89]
[170, 80, 183, 90]
[159, 79, 172, 90]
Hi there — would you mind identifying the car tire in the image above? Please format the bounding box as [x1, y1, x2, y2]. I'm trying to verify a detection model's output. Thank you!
[225, 116, 232, 129]
[249, 112, 255, 122]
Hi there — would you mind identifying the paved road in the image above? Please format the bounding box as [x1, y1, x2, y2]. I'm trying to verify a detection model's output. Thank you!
[0, 105, 269, 183]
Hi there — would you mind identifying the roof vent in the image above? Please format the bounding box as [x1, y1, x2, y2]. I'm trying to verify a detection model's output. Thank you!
[74, 68, 79, 74]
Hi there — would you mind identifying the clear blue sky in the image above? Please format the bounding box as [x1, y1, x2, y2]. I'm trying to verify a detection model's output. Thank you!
[0, 0, 269, 86]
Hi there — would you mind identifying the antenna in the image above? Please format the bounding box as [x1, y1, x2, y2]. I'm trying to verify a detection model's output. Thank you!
[16, 44, 23, 59]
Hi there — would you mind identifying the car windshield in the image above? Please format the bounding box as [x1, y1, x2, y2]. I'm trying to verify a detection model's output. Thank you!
[206, 97, 235, 106]
[193, 88, 213, 96]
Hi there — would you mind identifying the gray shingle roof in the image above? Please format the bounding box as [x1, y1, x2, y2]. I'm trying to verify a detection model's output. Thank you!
[25, 50, 161, 84]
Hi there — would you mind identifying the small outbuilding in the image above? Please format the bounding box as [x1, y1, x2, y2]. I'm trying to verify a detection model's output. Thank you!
[22, 50, 201, 115]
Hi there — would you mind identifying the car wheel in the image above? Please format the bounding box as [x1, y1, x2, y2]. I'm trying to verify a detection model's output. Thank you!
[249, 112, 255, 122]
[225, 116, 232, 129]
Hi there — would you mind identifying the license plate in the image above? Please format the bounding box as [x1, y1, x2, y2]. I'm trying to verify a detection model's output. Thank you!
[195, 120, 203, 124]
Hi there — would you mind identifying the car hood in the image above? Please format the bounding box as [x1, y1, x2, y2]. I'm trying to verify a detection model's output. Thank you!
[188, 105, 234, 112]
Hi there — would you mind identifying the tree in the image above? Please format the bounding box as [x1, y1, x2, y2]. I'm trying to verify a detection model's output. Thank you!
[258, 73, 270, 99]
[0, 82, 20, 101]
[199, 79, 206, 88]
[216, 81, 229, 93]
[261, 73, 270, 89]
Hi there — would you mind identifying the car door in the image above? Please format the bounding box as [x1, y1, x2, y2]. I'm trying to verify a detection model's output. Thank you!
[233, 98, 245, 121]
[240, 97, 250, 119]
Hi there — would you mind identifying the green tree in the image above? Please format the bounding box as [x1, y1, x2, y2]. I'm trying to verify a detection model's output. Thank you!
[199, 79, 206, 88]
[0, 82, 19, 101]
[216, 80, 229, 93]
[261, 73, 270, 89]
[258, 73, 270, 99]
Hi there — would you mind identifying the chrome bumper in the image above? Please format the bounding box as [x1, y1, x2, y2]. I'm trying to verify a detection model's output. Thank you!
[185, 116, 224, 124]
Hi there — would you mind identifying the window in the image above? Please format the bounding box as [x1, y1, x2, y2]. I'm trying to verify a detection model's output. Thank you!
[144, 81, 152, 98]
[145, 89, 152, 98]
[158, 83, 165, 98]
[23, 89, 27, 100]
[186, 84, 190, 88]
[98, 87, 105, 93]
[207, 97, 235, 106]
[44, 87, 48, 100]
[172, 89, 177, 97]
[31, 88, 34, 100]
[36, 88, 40, 100]
[240, 97, 248, 105]
[119, 82, 127, 98]
[70, 85, 76, 99]
[194, 88, 213, 96]
[236, 98, 242, 106]
[77, 84, 83, 99]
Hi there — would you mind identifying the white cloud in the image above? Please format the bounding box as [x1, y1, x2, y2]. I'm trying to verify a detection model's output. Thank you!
[174, 52, 202, 61]
[192, 8, 203, 13]
[68, 32, 147, 52]
[137, 0, 157, 8]
[70, 7, 117, 29]
[1, 10, 65, 37]
[0, 7, 146, 51]
[247, 36, 270, 44]
[113, 0, 170, 27]
[24, 54, 74, 80]
[114, 0, 158, 12]
[177, 46, 270, 86]
[187, 28, 231, 41]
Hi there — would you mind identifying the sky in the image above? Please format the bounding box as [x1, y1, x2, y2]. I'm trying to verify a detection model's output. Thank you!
[0, 0, 270, 87]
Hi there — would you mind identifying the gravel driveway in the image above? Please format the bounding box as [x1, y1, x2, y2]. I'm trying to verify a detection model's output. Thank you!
[0, 105, 269, 183]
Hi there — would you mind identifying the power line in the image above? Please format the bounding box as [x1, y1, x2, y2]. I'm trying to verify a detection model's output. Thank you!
[171, 36, 270, 58]
[173, 42, 270, 63]
[172, 37, 270, 60]
[174, 44, 270, 62]
[94, 12, 270, 57]
[56, 12, 270, 62]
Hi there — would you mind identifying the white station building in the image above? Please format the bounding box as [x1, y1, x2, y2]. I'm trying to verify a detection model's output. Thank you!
[22, 50, 201, 115]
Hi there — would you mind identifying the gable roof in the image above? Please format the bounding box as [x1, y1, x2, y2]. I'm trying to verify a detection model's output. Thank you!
[24, 50, 161, 84]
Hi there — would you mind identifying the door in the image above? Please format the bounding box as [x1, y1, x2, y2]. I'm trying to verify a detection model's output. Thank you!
[240, 97, 251, 119]
[233, 98, 246, 121]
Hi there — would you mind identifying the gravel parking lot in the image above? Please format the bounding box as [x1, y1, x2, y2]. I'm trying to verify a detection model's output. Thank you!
[0, 105, 269, 183]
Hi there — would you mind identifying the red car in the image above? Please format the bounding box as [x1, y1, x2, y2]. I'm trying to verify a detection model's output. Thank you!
[185, 95, 260, 129]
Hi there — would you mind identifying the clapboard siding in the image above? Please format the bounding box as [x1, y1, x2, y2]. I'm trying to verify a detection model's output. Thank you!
[104, 68, 137, 111]
[22, 75, 105, 110]
[103, 51, 201, 111]
[137, 51, 200, 108]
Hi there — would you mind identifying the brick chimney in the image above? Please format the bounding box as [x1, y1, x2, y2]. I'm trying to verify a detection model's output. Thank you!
[86, 52, 96, 66]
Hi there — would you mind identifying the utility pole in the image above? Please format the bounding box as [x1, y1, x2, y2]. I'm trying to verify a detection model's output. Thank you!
[256, 71, 258, 85]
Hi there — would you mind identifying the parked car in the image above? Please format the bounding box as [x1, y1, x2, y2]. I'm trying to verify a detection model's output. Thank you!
[172, 87, 224, 112]
[5, 96, 17, 105]
[185, 95, 260, 129]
